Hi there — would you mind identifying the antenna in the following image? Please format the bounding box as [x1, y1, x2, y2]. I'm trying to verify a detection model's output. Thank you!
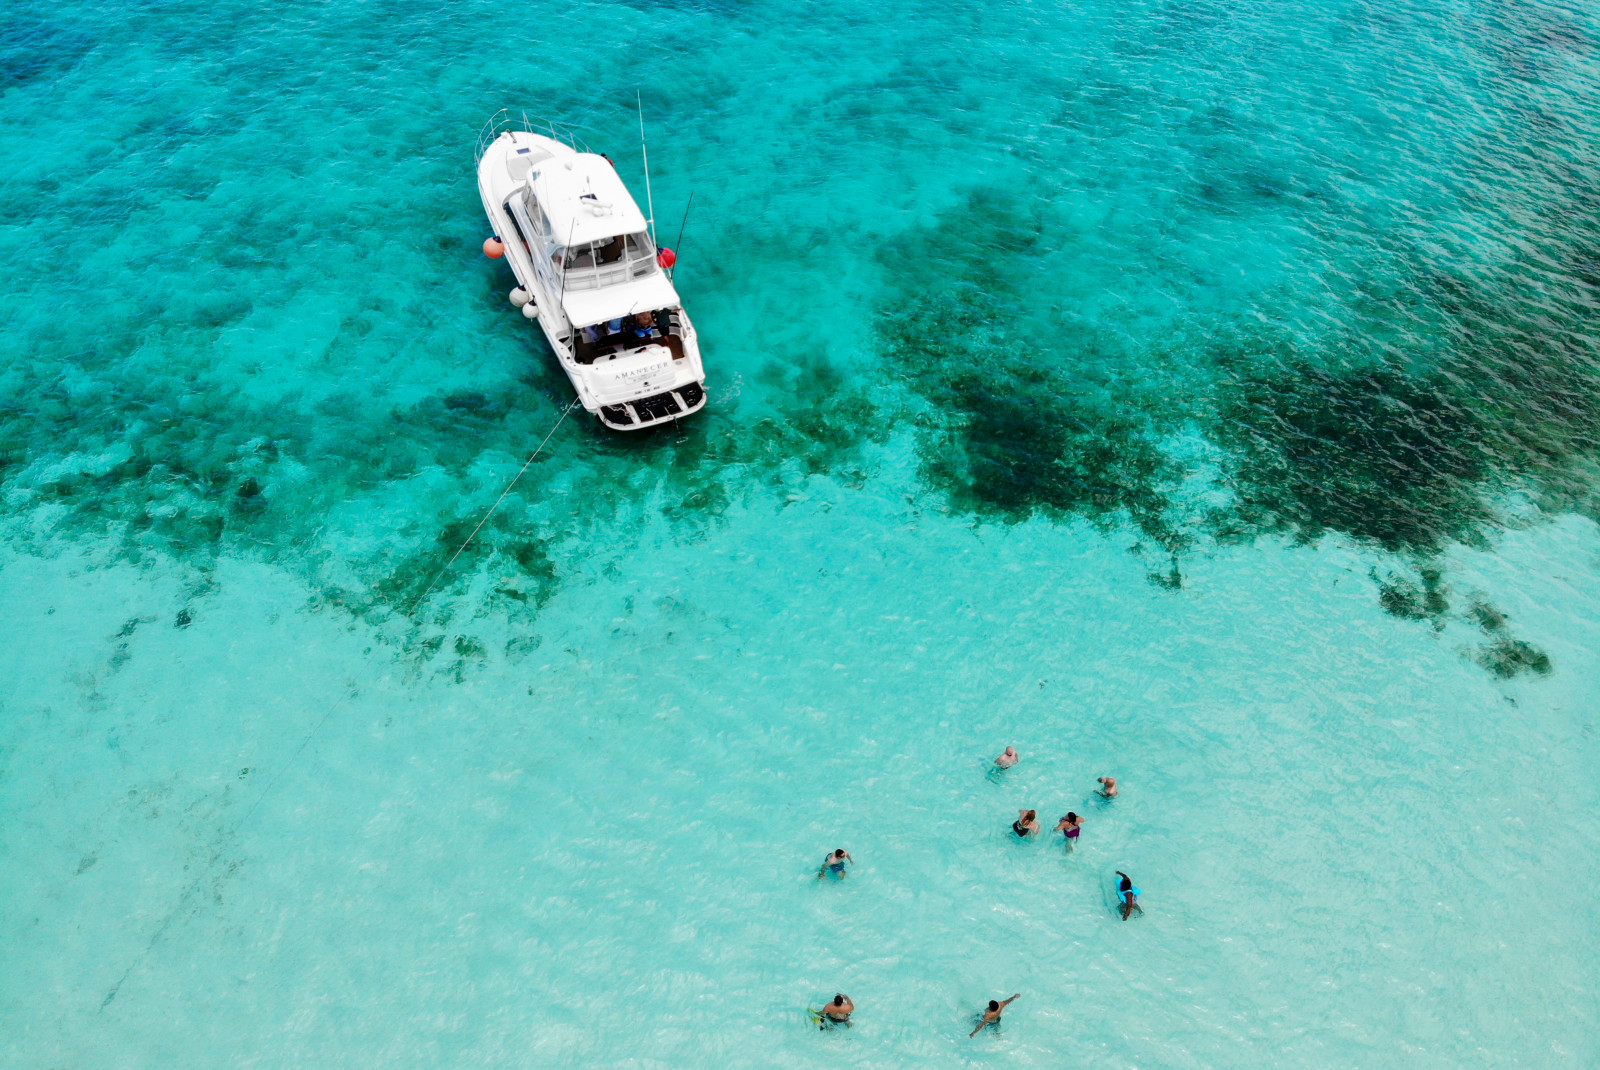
[637, 90, 656, 245]
[669, 191, 694, 280]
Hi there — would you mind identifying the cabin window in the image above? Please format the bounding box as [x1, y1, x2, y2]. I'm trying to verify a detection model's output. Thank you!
[555, 231, 660, 288]
[623, 232, 654, 260]
[521, 191, 554, 240]
[503, 201, 533, 253]
[563, 243, 598, 270]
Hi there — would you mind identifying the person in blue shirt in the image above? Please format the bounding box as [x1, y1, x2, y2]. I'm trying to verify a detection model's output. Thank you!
[1116, 871, 1142, 920]
[626, 311, 656, 340]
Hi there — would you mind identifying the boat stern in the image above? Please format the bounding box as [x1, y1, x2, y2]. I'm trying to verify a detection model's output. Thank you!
[597, 380, 707, 429]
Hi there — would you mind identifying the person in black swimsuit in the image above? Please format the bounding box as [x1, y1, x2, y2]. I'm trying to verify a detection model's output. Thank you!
[1011, 810, 1039, 838]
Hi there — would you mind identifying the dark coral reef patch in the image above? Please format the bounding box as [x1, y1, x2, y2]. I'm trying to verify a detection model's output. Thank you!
[877, 289, 1186, 552]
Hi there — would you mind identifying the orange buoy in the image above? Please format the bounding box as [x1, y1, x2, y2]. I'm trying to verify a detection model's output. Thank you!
[483, 236, 505, 259]
[656, 247, 676, 269]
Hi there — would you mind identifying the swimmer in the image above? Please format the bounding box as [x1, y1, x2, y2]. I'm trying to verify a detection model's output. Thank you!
[994, 746, 1018, 769]
[1054, 811, 1083, 848]
[818, 993, 853, 1029]
[817, 848, 853, 880]
[969, 993, 1021, 1037]
[1116, 870, 1142, 920]
[1097, 776, 1117, 798]
[1011, 809, 1040, 838]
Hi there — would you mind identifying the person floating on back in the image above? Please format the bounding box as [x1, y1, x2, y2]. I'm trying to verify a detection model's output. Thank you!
[1011, 809, 1039, 838]
[1097, 776, 1117, 798]
[817, 993, 853, 1029]
[817, 848, 853, 880]
[1116, 871, 1142, 920]
[994, 746, 1018, 769]
[1054, 811, 1082, 849]
[970, 993, 1021, 1037]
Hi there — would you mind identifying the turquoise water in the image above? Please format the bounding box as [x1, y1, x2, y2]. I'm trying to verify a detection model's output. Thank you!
[3, 0, 1600, 1064]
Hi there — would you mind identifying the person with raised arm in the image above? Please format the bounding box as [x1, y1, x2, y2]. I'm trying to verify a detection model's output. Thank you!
[817, 848, 853, 880]
[1116, 871, 1142, 920]
[970, 993, 1021, 1037]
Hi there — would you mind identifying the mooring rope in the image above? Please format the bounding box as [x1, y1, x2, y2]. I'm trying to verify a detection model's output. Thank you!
[100, 688, 356, 1011]
[410, 396, 580, 612]
[99, 397, 583, 1012]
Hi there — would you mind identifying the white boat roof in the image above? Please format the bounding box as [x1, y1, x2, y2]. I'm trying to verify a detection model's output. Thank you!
[531, 153, 650, 247]
[562, 271, 681, 329]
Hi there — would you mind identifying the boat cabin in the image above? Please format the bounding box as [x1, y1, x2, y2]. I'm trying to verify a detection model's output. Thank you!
[501, 152, 661, 290]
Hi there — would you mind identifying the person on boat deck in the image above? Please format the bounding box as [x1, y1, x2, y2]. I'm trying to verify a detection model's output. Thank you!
[819, 994, 853, 1028]
[605, 317, 624, 335]
[817, 848, 853, 880]
[626, 311, 656, 340]
[1012, 809, 1040, 838]
[970, 994, 1021, 1037]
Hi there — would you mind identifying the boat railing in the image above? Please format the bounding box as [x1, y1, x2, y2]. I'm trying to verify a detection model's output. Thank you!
[562, 251, 657, 292]
[563, 265, 626, 292]
[475, 110, 593, 161]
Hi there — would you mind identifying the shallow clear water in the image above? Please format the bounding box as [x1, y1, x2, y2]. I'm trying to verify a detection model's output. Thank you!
[2, 0, 1599, 1065]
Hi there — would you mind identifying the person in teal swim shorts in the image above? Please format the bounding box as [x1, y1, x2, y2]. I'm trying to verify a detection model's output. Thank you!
[817, 848, 853, 880]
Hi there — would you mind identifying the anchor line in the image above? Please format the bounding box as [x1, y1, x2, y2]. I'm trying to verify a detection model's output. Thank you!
[101, 383, 580, 1013]
[409, 396, 581, 613]
[672, 190, 694, 263]
[100, 682, 359, 1012]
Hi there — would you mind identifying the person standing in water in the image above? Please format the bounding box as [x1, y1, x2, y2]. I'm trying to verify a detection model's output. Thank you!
[817, 848, 853, 880]
[994, 746, 1018, 769]
[1011, 809, 1039, 838]
[1097, 776, 1117, 798]
[1116, 871, 1142, 920]
[969, 993, 1021, 1037]
[1054, 812, 1082, 849]
[817, 993, 853, 1029]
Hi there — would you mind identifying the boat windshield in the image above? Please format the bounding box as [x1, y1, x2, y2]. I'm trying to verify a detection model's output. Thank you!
[559, 231, 655, 272]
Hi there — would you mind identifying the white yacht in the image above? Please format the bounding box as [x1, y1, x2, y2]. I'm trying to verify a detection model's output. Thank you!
[475, 113, 706, 429]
